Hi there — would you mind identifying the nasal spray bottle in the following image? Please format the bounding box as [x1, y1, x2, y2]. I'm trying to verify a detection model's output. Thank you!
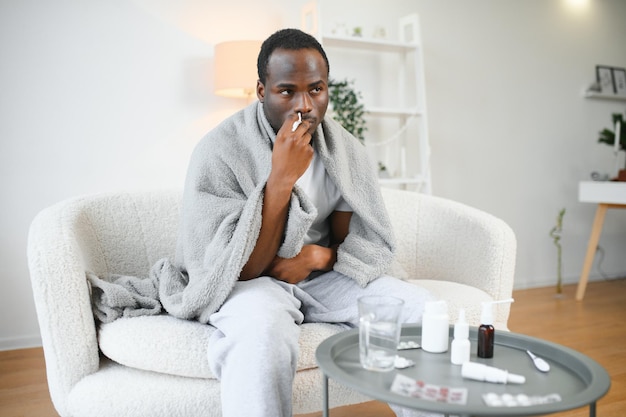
[477, 298, 514, 358]
[450, 309, 470, 365]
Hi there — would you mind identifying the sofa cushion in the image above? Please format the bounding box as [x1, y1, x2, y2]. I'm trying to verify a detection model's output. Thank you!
[98, 315, 345, 379]
[98, 280, 498, 380]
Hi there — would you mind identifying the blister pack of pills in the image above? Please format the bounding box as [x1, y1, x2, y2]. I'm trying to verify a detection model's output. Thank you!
[482, 392, 562, 407]
[390, 374, 468, 405]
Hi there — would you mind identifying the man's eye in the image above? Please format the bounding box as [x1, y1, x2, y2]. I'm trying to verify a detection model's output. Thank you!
[280, 90, 292, 96]
[311, 87, 322, 94]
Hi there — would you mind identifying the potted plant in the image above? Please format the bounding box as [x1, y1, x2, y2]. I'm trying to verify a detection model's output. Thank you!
[327, 78, 388, 176]
[597, 113, 626, 181]
[328, 78, 367, 143]
[549, 208, 566, 296]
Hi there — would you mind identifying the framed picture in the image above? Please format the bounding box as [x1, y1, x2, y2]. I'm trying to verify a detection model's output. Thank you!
[613, 67, 626, 96]
[399, 14, 419, 43]
[300, 2, 318, 36]
[596, 65, 615, 94]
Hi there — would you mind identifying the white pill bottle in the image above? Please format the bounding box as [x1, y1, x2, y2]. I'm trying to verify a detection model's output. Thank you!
[420, 300, 449, 353]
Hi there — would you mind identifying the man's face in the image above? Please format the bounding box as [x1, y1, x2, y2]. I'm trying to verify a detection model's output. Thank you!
[256, 47, 329, 136]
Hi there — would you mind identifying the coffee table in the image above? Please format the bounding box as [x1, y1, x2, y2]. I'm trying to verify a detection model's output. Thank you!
[316, 325, 610, 417]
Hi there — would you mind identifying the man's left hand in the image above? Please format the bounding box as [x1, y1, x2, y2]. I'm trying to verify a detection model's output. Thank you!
[265, 245, 336, 284]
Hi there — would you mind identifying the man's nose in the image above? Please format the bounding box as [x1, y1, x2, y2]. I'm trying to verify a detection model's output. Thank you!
[294, 93, 313, 114]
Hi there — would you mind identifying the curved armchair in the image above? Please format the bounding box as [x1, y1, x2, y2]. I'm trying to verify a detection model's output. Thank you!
[27, 188, 515, 417]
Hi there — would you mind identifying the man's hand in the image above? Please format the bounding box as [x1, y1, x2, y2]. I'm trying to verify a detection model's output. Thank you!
[265, 245, 336, 284]
[269, 113, 313, 188]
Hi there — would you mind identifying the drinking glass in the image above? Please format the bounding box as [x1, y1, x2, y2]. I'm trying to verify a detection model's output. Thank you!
[358, 295, 404, 372]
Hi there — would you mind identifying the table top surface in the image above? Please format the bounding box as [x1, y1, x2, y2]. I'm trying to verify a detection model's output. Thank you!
[316, 325, 610, 416]
[579, 181, 626, 204]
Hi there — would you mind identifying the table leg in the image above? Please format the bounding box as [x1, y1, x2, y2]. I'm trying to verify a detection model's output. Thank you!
[576, 204, 608, 301]
[322, 374, 329, 417]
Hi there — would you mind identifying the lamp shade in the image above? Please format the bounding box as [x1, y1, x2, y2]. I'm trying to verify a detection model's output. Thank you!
[214, 40, 262, 98]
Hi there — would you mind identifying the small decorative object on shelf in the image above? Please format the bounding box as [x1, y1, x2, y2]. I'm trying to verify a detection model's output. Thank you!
[372, 26, 386, 39]
[378, 162, 389, 178]
[331, 22, 348, 37]
[549, 208, 566, 296]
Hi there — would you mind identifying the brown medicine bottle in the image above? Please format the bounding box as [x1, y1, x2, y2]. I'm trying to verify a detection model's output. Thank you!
[477, 303, 495, 358]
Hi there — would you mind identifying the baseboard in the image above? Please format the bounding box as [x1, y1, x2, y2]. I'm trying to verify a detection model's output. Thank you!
[513, 272, 626, 291]
[0, 334, 42, 351]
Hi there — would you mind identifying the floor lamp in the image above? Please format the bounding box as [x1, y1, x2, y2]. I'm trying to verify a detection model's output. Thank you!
[214, 40, 262, 104]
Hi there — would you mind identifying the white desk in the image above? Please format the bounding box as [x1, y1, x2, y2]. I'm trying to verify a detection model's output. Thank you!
[577, 181, 626, 300]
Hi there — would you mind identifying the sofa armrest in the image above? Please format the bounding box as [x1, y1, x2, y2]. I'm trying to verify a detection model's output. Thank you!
[27, 201, 100, 416]
[382, 188, 517, 324]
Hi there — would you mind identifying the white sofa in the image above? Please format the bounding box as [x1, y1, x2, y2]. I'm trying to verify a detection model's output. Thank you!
[27, 187, 516, 417]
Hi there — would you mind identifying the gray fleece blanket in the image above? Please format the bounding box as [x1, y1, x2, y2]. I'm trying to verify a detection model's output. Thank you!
[89, 102, 396, 324]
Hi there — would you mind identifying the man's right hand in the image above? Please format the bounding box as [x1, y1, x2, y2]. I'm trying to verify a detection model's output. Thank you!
[269, 113, 314, 189]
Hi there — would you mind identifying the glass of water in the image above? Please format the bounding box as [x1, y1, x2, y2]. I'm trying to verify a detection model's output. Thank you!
[358, 295, 404, 372]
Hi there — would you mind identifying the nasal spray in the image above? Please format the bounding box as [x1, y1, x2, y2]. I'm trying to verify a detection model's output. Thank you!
[291, 112, 302, 132]
[477, 298, 514, 358]
[450, 308, 470, 365]
[462, 362, 525, 384]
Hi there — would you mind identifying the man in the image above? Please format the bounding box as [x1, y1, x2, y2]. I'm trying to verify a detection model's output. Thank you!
[175, 28, 434, 416]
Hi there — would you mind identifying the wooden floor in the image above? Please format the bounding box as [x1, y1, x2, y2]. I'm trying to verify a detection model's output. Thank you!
[1, 280, 625, 416]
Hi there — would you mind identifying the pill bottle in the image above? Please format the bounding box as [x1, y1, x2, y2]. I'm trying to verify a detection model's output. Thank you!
[421, 300, 449, 353]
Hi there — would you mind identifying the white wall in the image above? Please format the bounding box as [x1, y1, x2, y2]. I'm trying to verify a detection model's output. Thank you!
[1, 0, 625, 349]
[416, 0, 626, 288]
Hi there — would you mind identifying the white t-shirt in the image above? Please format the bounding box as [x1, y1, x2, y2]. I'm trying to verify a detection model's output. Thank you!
[296, 149, 352, 246]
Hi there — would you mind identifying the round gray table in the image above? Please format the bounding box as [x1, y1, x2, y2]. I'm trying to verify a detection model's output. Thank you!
[316, 325, 610, 417]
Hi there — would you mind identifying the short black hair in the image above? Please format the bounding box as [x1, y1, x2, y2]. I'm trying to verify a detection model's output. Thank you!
[257, 28, 329, 84]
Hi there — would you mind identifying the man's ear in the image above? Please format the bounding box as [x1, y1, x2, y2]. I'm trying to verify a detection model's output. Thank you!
[256, 80, 265, 103]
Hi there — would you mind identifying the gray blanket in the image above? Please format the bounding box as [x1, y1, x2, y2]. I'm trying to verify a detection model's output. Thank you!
[89, 102, 395, 324]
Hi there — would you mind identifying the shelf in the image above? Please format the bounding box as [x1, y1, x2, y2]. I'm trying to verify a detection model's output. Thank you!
[584, 91, 626, 102]
[366, 107, 422, 117]
[304, 5, 431, 193]
[321, 35, 419, 53]
[378, 176, 427, 185]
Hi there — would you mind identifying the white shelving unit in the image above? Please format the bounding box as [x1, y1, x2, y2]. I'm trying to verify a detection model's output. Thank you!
[301, 2, 431, 193]
[584, 91, 626, 102]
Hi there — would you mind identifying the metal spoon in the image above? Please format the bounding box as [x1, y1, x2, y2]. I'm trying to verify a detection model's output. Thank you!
[526, 350, 550, 372]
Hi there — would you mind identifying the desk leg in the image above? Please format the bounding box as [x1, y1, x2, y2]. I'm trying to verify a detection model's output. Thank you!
[322, 374, 329, 417]
[577, 204, 608, 301]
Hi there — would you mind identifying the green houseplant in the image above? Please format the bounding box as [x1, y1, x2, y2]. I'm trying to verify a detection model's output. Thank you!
[549, 208, 566, 295]
[598, 113, 626, 179]
[327, 79, 387, 174]
[328, 78, 367, 143]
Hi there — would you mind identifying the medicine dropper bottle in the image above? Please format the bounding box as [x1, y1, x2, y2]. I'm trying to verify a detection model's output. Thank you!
[477, 302, 495, 358]
[477, 298, 514, 358]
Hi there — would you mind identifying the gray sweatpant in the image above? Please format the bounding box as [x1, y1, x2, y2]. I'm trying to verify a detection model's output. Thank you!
[207, 271, 435, 417]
